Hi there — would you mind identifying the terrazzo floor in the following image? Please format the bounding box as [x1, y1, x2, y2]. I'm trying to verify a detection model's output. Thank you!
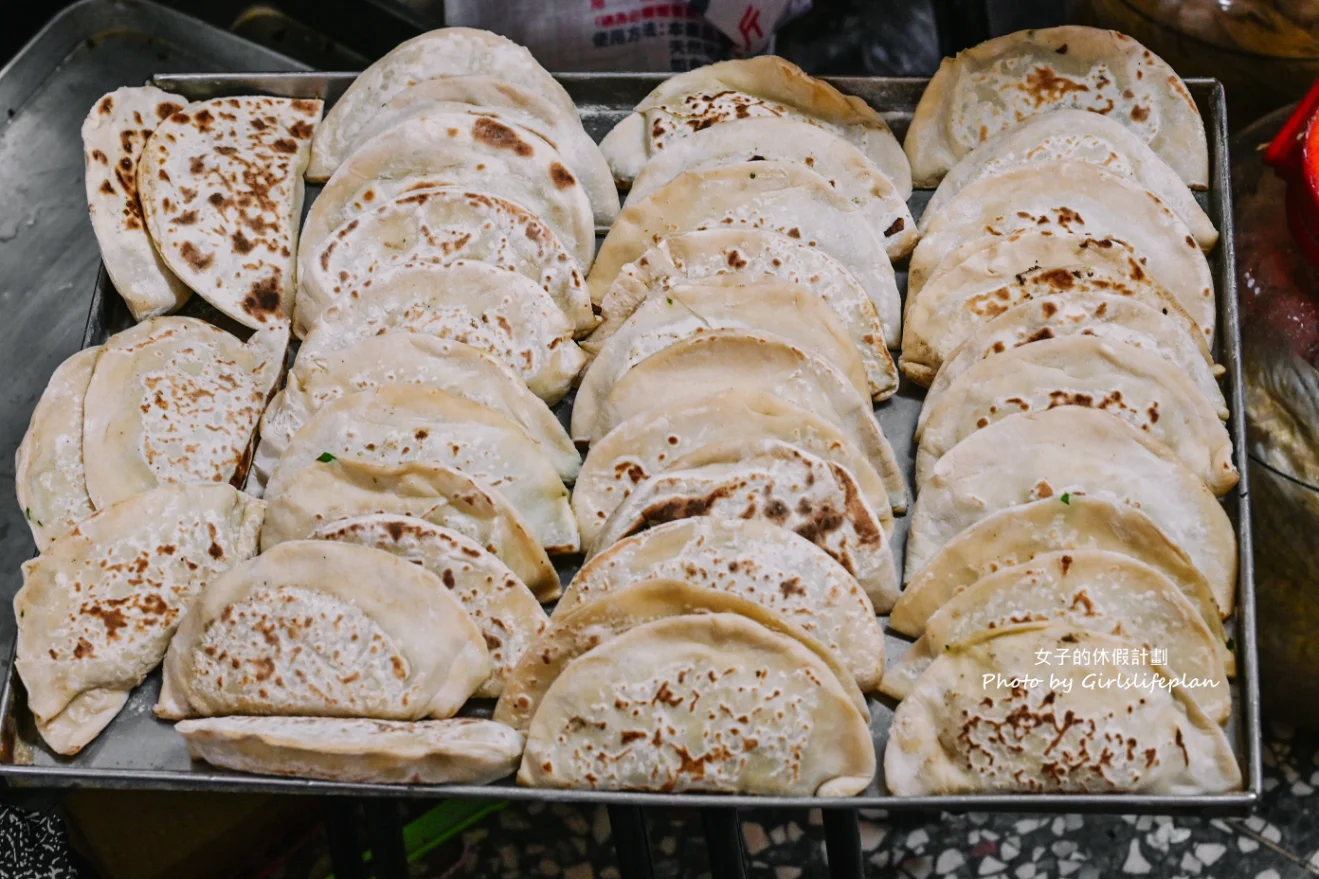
[2, 722, 1314, 877]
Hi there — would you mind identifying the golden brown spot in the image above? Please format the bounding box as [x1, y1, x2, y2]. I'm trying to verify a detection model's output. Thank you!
[179, 242, 214, 271]
[242, 275, 282, 316]
[472, 117, 533, 156]
[548, 162, 577, 189]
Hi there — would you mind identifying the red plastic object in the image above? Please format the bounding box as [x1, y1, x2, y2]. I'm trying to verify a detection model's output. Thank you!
[1266, 78, 1319, 268]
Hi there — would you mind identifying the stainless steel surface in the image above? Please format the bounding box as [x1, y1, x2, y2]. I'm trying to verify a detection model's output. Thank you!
[0, 70, 1260, 813]
[0, 0, 306, 764]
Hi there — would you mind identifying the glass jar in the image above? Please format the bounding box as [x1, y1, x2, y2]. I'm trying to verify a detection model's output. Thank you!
[1233, 102, 1319, 723]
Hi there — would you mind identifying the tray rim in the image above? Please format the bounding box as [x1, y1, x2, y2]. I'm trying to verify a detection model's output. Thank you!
[0, 71, 1261, 814]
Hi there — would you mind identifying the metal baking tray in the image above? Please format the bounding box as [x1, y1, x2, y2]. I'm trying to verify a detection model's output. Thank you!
[0, 71, 1261, 815]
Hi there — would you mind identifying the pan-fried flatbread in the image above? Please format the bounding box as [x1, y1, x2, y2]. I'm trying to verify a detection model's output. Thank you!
[297, 187, 592, 338]
[518, 612, 875, 795]
[558, 519, 884, 690]
[901, 229, 1210, 386]
[309, 27, 576, 180]
[496, 578, 868, 731]
[81, 317, 286, 510]
[256, 333, 579, 488]
[905, 407, 1236, 598]
[591, 229, 894, 390]
[15, 484, 263, 755]
[156, 540, 489, 721]
[15, 347, 100, 550]
[259, 458, 559, 600]
[592, 440, 899, 611]
[299, 111, 594, 279]
[588, 328, 900, 480]
[318, 75, 616, 224]
[627, 118, 918, 259]
[892, 495, 1228, 635]
[177, 716, 524, 785]
[587, 161, 902, 345]
[571, 283, 873, 438]
[82, 87, 190, 320]
[904, 26, 1208, 188]
[922, 108, 1215, 247]
[290, 261, 584, 403]
[138, 96, 322, 329]
[907, 163, 1216, 339]
[311, 514, 548, 698]
[266, 386, 576, 553]
[914, 336, 1237, 495]
[884, 625, 1240, 795]
[918, 294, 1225, 429]
[584, 330, 906, 511]
[880, 550, 1232, 723]
[601, 55, 909, 197]
[573, 390, 895, 549]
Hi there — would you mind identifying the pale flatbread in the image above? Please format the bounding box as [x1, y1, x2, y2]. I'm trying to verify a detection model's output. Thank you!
[627, 117, 918, 259]
[904, 26, 1208, 188]
[259, 458, 559, 600]
[558, 519, 884, 690]
[891, 495, 1228, 635]
[309, 27, 576, 179]
[290, 261, 585, 404]
[15, 484, 263, 755]
[82, 87, 190, 320]
[572, 390, 895, 549]
[880, 550, 1232, 724]
[256, 332, 579, 488]
[156, 540, 489, 721]
[905, 407, 1236, 599]
[138, 96, 322, 328]
[583, 330, 906, 513]
[311, 514, 549, 698]
[297, 187, 592, 338]
[601, 55, 909, 197]
[918, 293, 1225, 429]
[591, 228, 895, 393]
[587, 161, 902, 346]
[518, 612, 875, 795]
[318, 75, 616, 224]
[571, 283, 873, 438]
[592, 440, 899, 611]
[177, 716, 524, 785]
[15, 347, 100, 550]
[914, 335, 1237, 495]
[265, 386, 577, 554]
[81, 317, 286, 510]
[922, 108, 1214, 247]
[496, 578, 869, 731]
[299, 111, 594, 276]
[884, 625, 1240, 795]
[907, 162, 1216, 341]
[901, 229, 1211, 386]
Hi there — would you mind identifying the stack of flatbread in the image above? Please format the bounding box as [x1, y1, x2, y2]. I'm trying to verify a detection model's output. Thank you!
[477, 54, 928, 798]
[13, 315, 284, 755]
[20, 24, 1247, 798]
[82, 87, 322, 325]
[883, 25, 1241, 796]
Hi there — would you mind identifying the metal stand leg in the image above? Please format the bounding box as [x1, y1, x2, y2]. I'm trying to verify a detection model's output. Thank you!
[322, 799, 366, 879]
[823, 809, 865, 879]
[362, 799, 408, 879]
[701, 808, 748, 879]
[607, 805, 656, 879]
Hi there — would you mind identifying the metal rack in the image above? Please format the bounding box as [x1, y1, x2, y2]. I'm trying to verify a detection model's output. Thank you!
[0, 9, 1258, 873]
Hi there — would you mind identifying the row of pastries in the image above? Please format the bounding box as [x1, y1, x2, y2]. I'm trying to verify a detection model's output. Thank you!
[12, 24, 1241, 796]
